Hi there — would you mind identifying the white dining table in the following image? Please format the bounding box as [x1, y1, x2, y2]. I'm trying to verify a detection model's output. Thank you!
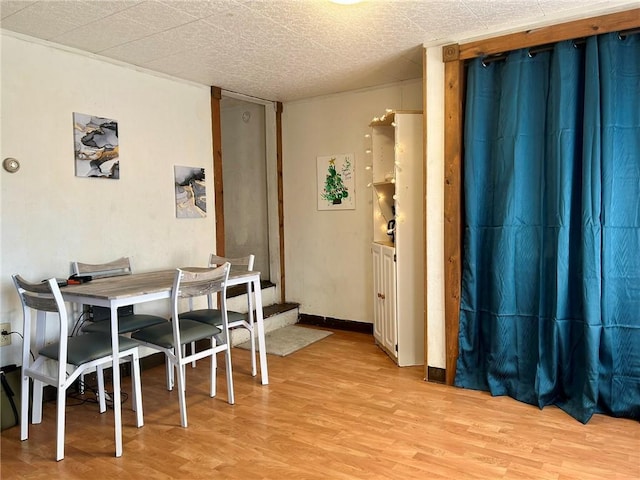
[60, 267, 268, 457]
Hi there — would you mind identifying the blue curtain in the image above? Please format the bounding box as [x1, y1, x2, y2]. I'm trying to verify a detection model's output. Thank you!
[455, 32, 640, 423]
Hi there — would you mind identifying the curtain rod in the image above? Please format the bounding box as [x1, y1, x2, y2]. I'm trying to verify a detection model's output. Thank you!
[480, 27, 639, 66]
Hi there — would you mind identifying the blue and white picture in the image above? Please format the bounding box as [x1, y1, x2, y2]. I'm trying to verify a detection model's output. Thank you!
[73, 112, 119, 178]
[174, 165, 206, 218]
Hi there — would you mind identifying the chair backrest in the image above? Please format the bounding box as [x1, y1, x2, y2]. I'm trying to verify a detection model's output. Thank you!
[207, 254, 254, 311]
[175, 263, 231, 301]
[171, 264, 231, 344]
[72, 257, 132, 278]
[209, 253, 254, 272]
[12, 275, 69, 376]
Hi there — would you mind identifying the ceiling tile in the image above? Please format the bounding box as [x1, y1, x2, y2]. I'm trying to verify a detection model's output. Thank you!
[50, 11, 158, 52]
[2, 0, 637, 101]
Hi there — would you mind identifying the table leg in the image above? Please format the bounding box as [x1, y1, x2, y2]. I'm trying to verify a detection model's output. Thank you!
[252, 278, 269, 385]
[110, 305, 123, 457]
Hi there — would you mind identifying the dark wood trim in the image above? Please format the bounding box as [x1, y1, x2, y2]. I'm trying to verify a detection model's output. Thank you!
[442, 43, 460, 62]
[211, 86, 224, 256]
[427, 366, 446, 384]
[227, 280, 274, 299]
[276, 102, 285, 304]
[263, 302, 299, 319]
[298, 314, 374, 334]
[441, 8, 640, 387]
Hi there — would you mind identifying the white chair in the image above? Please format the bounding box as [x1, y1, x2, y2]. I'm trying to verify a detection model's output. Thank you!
[72, 257, 174, 390]
[13, 275, 143, 461]
[181, 254, 258, 375]
[131, 264, 234, 427]
[72, 257, 167, 335]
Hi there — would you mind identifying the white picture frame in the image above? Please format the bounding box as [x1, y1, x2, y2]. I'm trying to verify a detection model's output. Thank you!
[317, 153, 355, 211]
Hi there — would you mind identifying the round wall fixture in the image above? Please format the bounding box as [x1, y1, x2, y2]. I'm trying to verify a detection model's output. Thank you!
[242, 111, 251, 123]
[3, 157, 20, 173]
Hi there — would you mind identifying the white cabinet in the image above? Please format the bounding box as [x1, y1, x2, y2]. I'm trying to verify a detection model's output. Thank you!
[372, 243, 396, 355]
[370, 111, 424, 367]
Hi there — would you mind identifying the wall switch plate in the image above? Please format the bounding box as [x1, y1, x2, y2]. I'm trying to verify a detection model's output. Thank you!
[0, 323, 11, 347]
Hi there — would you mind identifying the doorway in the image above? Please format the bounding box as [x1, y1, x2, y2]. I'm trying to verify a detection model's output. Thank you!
[220, 93, 279, 291]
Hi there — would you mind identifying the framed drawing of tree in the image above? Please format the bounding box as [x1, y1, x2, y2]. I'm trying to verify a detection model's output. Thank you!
[317, 153, 355, 211]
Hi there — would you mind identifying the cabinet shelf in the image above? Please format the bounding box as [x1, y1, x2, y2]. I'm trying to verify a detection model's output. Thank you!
[372, 180, 394, 187]
[369, 110, 422, 127]
[373, 240, 395, 248]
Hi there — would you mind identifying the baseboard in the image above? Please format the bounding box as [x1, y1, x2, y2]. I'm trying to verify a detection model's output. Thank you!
[427, 366, 446, 384]
[298, 314, 373, 334]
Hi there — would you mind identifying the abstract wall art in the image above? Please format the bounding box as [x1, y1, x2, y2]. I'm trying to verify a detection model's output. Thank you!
[73, 112, 119, 178]
[317, 153, 355, 210]
[174, 165, 206, 218]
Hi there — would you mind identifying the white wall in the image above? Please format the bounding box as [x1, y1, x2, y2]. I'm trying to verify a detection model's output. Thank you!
[0, 34, 215, 366]
[424, 46, 446, 369]
[282, 80, 422, 323]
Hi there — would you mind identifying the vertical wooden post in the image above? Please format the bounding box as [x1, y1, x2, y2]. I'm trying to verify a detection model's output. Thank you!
[442, 45, 463, 386]
[276, 102, 285, 303]
[211, 86, 224, 256]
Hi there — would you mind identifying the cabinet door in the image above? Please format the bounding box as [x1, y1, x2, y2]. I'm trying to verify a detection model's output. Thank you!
[372, 244, 383, 343]
[381, 245, 397, 357]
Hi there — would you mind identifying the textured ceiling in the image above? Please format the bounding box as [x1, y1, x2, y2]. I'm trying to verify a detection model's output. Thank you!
[1, 0, 637, 101]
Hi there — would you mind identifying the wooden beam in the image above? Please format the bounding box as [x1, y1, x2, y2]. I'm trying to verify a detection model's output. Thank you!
[211, 86, 224, 256]
[459, 8, 640, 60]
[443, 59, 464, 386]
[276, 101, 285, 303]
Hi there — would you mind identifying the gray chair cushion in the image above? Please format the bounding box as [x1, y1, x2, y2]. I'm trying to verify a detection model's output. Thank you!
[39, 334, 139, 366]
[82, 314, 166, 334]
[131, 319, 221, 349]
[178, 309, 245, 326]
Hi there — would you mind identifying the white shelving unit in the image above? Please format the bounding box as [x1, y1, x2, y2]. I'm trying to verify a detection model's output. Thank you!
[370, 110, 424, 366]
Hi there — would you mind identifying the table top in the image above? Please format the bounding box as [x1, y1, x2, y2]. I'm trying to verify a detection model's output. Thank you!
[60, 267, 259, 301]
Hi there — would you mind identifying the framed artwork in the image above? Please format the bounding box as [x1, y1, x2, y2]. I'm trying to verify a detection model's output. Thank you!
[317, 153, 355, 210]
[174, 166, 206, 218]
[73, 112, 119, 178]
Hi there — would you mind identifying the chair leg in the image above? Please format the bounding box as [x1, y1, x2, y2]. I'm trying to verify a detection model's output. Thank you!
[224, 345, 234, 405]
[191, 341, 196, 368]
[166, 355, 173, 391]
[249, 325, 257, 377]
[32, 379, 44, 424]
[175, 363, 188, 428]
[20, 375, 30, 441]
[130, 352, 144, 428]
[97, 365, 107, 413]
[211, 340, 217, 398]
[55, 385, 67, 461]
[210, 338, 216, 398]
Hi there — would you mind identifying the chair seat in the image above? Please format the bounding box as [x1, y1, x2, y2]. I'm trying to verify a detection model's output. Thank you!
[39, 334, 139, 366]
[82, 314, 166, 334]
[132, 319, 221, 350]
[179, 309, 246, 326]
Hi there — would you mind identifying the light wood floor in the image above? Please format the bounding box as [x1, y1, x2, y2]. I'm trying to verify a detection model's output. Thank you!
[1, 328, 638, 479]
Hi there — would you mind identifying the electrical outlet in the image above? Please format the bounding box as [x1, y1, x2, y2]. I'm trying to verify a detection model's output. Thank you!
[0, 323, 11, 347]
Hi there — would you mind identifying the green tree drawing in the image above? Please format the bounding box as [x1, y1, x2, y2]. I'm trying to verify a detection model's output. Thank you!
[322, 158, 349, 204]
